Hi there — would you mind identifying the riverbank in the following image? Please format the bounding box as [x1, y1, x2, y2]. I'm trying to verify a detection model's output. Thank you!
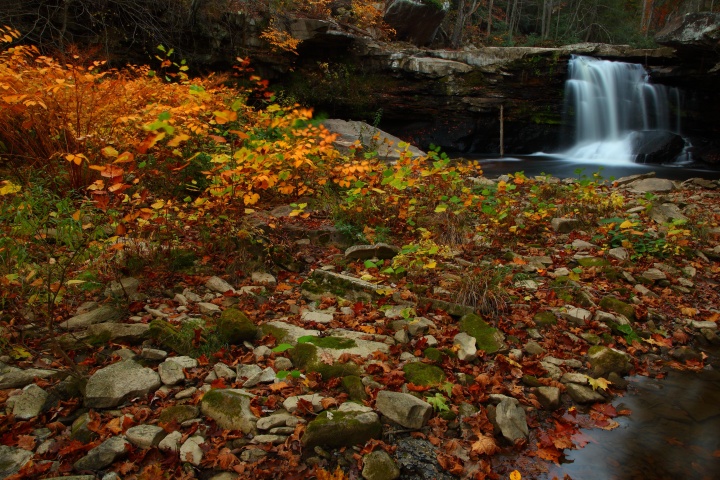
[1, 169, 719, 479]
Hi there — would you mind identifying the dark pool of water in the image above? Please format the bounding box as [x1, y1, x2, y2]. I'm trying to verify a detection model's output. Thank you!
[466, 155, 720, 182]
[543, 367, 720, 480]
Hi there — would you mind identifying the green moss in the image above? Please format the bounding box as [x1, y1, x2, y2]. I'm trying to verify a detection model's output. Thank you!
[158, 405, 200, 424]
[260, 324, 288, 343]
[304, 336, 357, 349]
[423, 347, 443, 362]
[341, 375, 368, 401]
[200, 389, 256, 433]
[302, 410, 381, 449]
[289, 342, 360, 378]
[403, 362, 446, 386]
[599, 296, 635, 320]
[216, 308, 258, 344]
[149, 318, 194, 355]
[86, 330, 112, 347]
[521, 375, 542, 387]
[289, 342, 318, 369]
[459, 313, 505, 354]
[577, 257, 610, 267]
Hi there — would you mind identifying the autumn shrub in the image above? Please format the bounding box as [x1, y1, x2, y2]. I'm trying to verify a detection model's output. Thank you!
[453, 264, 511, 315]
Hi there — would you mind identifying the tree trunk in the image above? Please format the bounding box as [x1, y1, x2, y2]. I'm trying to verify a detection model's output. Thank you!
[486, 0, 494, 37]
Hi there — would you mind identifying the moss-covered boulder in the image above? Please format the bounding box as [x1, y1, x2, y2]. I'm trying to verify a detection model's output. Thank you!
[576, 257, 610, 267]
[200, 389, 257, 434]
[459, 313, 505, 354]
[158, 405, 200, 425]
[362, 450, 400, 480]
[302, 336, 357, 349]
[149, 319, 194, 355]
[403, 362, 446, 386]
[423, 347, 443, 362]
[216, 308, 258, 344]
[289, 342, 361, 379]
[301, 269, 379, 302]
[587, 346, 631, 378]
[342, 375, 369, 401]
[301, 410, 381, 449]
[599, 296, 636, 321]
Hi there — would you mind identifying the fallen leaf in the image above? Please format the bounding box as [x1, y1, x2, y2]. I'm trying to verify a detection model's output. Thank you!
[471, 435, 498, 455]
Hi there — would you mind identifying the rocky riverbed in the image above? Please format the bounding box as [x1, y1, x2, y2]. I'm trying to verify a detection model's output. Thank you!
[1, 172, 720, 479]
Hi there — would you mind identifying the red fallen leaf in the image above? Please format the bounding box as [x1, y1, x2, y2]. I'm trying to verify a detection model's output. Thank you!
[406, 383, 431, 392]
[215, 448, 239, 469]
[5, 460, 53, 480]
[713, 450, 720, 458]
[197, 354, 209, 366]
[58, 439, 92, 457]
[591, 403, 618, 418]
[210, 377, 227, 389]
[192, 327, 203, 347]
[86, 411, 103, 433]
[535, 446, 562, 464]
[117, 461, 137, 474]
[666, 437, 684, 446]
[295, 398, 315, 415]
[320, 397, 338, 410]
[16, 435, 36, 450]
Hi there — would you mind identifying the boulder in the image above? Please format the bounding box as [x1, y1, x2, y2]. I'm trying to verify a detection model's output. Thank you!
[60, 305, 123, 330]
[453, 332, 478, 361]
[0, 445, 33, 478]
[85, 360, 161, 408]
[629, 130, 685, 164]
[627, 177, 676, 193]
[0, 362, 57, 389]
[301, 410, 382, 448]
[458, 313, 505, 354]
[86, 322, 149, 343]
[180, 436, 205, 466]
[73, 436, 129, 471]
[494, 397, 529, 442]
[216, 308, 259, 344]
[565, 383, 606, 404]
[384, 0, 449, 46]
[200, 389, 257, 434]
[587, 346, 631, 378]
[323, 119, 426, 162]
[362, 449, 401, 480]
[655, 12, 720, 57]
[403, 362, 446, 386]
[12, 383, 49, 419]
[125, 424, 167, 448]
[375, 390, 432, 429]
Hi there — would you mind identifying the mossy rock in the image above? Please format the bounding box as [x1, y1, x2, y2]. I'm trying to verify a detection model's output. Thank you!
[423, 347, 443, 362]
[289, 342, 361, 379]
[459, 314, 505, 354]
[587, 346, 631, 378]
[158, 405, 200, 424]
[533, 311, 557, 327]
[302, 336, 357, 349]
[216, 308, 259, 344]
[260, 324, 288, 343]
[301, 410, 381, 449]
[341, 375, 368, 401]
[599, 296, 635, 321]
[149, 319, 194, 355]
[200, 389, 257, 434]
[576, 257, 610, 267]
[403, 362, 446, 386]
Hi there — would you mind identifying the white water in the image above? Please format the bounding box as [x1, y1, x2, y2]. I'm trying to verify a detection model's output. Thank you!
[563, 55, 682, 164]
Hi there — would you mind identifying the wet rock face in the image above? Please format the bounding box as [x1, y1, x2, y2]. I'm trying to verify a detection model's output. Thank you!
[395, 437, 455, 480]
[630, 130, 686, 164]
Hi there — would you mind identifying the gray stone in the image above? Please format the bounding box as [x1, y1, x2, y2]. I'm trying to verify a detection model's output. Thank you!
[0, 362, 57, 389]
[453, 332, 477, 362]
[166, 356, 198, 369]
[125, 424, 167, 448]
[650, 203, 687, 224]
[688, 320, 718, 330]
[158, 431, 182, 452]
[180, 435, 204, 466]
[495, 397, 529, 442]
[60, 305, 123, 330]
[565, 383, 606, 404]
[141, 347, 167, 361]
[251, 434, 287, 444]
[0, 445, 33, 478]
[524, 340, 546, 356]
[198, 302, 221, 315]
[213, 362, 237, 380]
[12, 383, 48, 419]
[104, 277, 140, 299]
[571, 239, 596, 250]
[561, 307, 592, 325]
[551, 218, 580, 233]
[345, 243, 400, 260]
[536, 386, 561, 410]
[407, 317, 436, 336]
[237, 364, 263, 380]
[362, 449, 400, 480]
[86, 322, 149, 342]
[301, 310, 334, 324]
[257, 412, 294, 431]
[323, 119, 426, 162]
[205, 276, 235, 293]
[642, 268, 667, 281]
[608, 247, 629, 261]
[515, 279, 539, 291]
[242, 367, 276, 387]
[85, 360, 161, 408]
[375, 391, 432, 429]
[283, 394, 325, 414]
[629, 178, 676, 193]
[655, 12, 720, 55]
[251, 272, 276, 285]
[302, 410, 381, 449]
[158, 360, 186, 386]
[561, 373, 589, 385]
[540, 361, 563, 380]
[274, 357, 293, 371]
[73, 436, 129, 471]
[200, 389, 257, 434]
[301, 269, 382, 302]
[394, 329, 411, 344]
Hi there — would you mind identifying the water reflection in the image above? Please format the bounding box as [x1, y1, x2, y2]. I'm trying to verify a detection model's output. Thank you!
[545, 368, 720, 480]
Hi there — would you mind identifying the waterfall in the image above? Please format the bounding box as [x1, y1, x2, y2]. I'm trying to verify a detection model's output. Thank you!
[563, 55, 683, 164]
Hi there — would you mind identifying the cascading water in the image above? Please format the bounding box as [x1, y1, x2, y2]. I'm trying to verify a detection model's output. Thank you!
[563, 55, 684, 164]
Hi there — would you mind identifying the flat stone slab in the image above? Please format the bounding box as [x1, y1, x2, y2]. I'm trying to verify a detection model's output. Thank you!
[60, 305, 124, 330]
[0, 362, 57, 389]
[85, 360, 161, 408]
